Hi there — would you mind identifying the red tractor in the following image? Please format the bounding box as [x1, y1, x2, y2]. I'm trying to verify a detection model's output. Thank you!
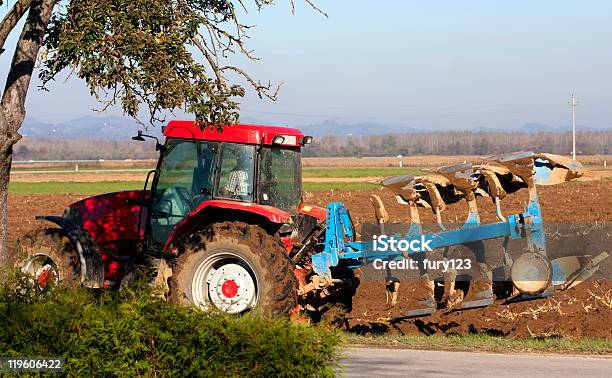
[16, 121, 342, 317]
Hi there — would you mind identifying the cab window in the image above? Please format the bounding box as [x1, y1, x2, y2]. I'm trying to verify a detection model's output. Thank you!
[257, 147, 301, 213]
[215, 143, 255, 201]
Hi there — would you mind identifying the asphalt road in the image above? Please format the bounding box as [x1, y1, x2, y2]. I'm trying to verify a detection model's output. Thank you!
[341, 347, 612, 377]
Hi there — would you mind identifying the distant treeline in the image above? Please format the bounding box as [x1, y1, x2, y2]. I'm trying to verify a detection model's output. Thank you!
[303, 131, 612, 157]
[12, 130, 612, 160]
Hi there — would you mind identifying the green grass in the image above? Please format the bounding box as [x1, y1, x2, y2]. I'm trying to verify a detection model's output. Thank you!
[11, 167, 153, 172]
[349, 334, 612, 355]
[10, 180, 377, 194]
[11, 166, 426, 177]
[9, 181, 144, 194]
[303, 167, 427, 178]
[303, 182, 378, 191]
[7, 167, 423, 194]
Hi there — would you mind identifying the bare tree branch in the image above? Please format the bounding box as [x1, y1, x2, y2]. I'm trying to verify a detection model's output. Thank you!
[220, 65, 281, 100]
[194, 32, 280, 102]
[291, 0, 328, 17]
[304, 0, 327, 17]
[194, 37, 225, 84]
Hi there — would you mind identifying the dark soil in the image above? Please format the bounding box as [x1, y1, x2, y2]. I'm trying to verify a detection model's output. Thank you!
[7, 180, 612, 339]
[349, 280, 612, 339]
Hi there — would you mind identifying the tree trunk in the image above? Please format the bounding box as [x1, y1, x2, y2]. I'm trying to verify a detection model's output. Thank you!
[0, 0, 35, 55]
[0, 0, 57, 266]
[0, 145, 12, 265]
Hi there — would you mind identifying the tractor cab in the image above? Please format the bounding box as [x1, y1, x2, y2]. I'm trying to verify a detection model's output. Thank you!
[143, 121, 311, 252]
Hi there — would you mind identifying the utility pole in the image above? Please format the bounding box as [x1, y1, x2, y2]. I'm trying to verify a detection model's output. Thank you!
[569, 94, 578, 160]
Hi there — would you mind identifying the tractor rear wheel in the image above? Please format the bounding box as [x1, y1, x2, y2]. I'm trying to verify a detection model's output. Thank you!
[170, 221, 297, 315]
[14, 228, 81, 288]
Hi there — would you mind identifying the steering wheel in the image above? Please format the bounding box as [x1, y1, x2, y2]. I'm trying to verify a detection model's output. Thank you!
[190, 186, 212, 206]
[154, 186, 193, 217]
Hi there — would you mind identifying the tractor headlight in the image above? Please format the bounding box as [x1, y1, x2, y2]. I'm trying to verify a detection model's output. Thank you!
[272, 136, 286, 145]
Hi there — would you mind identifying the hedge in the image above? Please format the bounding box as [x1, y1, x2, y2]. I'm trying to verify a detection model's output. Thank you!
[0, 271, 342, 377]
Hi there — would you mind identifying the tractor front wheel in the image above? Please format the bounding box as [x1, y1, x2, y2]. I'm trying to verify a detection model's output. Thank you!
[170, 222, 297, 315]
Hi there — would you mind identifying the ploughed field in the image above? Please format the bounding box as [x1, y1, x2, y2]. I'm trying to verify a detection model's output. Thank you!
[7, 179, 612, 339]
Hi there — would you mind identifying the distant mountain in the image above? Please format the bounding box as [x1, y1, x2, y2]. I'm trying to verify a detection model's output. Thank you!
[518, 122, 560, 133]
[300, 121, 611, 136]
[470, 126, 507, 132]
[298, 121, 419, 137]
[237, 117, 401, 136]
[21, 117, 56, 136]
[238, 116, 276, 125]
[19, 115, 611, 140]
[21, 116, 161, 140]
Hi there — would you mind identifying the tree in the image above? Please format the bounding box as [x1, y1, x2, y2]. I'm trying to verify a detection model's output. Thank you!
[14, 144, 29, 159]
[381, 134, 397, 152]
[0, 0, 324, 264]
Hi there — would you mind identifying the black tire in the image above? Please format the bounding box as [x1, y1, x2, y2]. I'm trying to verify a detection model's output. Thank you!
[14, 228, 81, 287]
[170, 221, 297, 316]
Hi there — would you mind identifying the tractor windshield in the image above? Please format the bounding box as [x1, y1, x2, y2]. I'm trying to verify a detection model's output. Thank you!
[257, 147, 302, 214]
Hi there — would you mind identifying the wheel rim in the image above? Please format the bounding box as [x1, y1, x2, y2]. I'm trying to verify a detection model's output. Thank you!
[191, 252, 258, 314]
[22, 253, 60, 287]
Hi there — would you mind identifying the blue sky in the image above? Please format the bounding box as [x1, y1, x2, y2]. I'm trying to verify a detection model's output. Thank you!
[1, 0, 611, 130]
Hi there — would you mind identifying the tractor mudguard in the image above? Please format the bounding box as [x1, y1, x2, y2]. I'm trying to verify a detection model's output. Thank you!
[36, 216, 105, 288]
[162, 200, 292, 252]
